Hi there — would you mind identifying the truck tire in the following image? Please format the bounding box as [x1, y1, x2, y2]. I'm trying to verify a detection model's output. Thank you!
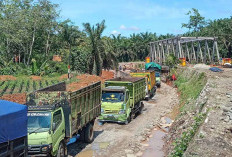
[125, 113, 132, 125]
[84, 123, 94, 143]
[57, 142, 67, 157]
[138, 102, 144, 114]
[79, 129, 85, 141]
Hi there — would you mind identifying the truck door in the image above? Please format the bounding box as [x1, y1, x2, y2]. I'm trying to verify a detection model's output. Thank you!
[52, 109, 65, 153]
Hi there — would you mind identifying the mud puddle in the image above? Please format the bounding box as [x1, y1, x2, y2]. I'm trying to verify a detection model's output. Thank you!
[142, 129, 167, 157]
[74, 142, 110, 157]
[142, 117, 173, 157]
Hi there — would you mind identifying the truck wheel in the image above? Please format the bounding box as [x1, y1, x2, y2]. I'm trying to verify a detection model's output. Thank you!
[138, 102, 144, 114]
[84, 123, 94, 143]
[57, 142, 67, 157]
[125, 113, 132, 125]
[79, 129, 85, 141]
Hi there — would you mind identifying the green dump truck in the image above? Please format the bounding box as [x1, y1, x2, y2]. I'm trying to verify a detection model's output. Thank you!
[26, 82, 101, 156]
[130, 70, 156, 99]
[99, 77, 146, 124]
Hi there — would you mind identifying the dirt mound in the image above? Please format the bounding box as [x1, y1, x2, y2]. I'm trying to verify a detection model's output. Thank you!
[67, 73, 108, 92]
[0, 93, 26, 104]
[193, 64, 210, 69]
[30, 75, 41, 80]
[67, 74, 102, 92]
[59, 74, 68, 80]
[0, 75, 16, 81]
[101, 70, 114, 80]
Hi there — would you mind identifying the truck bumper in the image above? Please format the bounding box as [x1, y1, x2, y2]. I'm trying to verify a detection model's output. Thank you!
[28, 144, 52, 156]
[99, 114, 127, 123]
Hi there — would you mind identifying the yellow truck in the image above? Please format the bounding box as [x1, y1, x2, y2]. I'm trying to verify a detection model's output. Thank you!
[130, 70, 156, 100]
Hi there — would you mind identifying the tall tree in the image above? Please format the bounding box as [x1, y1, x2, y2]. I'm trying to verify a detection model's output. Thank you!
[83, 20, 106, 76]
[182, 8, 207, 32]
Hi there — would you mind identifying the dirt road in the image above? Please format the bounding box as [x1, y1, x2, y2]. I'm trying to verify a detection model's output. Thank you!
[68, 83, 179, 157]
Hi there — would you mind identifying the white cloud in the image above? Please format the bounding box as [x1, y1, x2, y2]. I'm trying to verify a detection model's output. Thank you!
[119, 25, 140, 31]
[120, 25, 127, 30]
[111, 30, 120, 35]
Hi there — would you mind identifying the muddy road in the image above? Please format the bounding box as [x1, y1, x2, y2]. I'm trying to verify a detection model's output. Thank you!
[68, 83, 179, 157]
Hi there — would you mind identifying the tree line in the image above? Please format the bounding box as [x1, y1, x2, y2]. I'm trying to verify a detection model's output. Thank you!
[0, 1, 231, 76]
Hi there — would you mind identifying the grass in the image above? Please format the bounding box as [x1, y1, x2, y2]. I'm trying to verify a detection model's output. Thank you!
[170, 69, 207, 157]
[174, 71, 207, 105]
[171, 113, 207, 157]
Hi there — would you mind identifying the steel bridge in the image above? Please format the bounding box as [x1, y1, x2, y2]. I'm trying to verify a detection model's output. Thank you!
[149, 36, 220, 65]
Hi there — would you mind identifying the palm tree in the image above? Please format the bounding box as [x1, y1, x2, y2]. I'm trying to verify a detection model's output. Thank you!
[102, 37, 118, 70]
[83, 20, 106, 76]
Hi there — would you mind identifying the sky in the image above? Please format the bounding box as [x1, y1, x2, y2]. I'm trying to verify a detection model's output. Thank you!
[51, 0, 232, 37]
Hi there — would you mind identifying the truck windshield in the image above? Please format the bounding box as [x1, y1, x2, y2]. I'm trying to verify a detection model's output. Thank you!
[102, 91, 124, 102]
[27, 112, 51, 133]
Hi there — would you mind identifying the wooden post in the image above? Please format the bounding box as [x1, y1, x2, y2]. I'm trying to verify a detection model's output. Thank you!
[205, 40, 211, 63]
[171, 39, 175, 55]
[198, 41, 204, 63]
[150, 43, 154, 62]
[192, 41, 196, 61]
[212, 41, 215, 63]
[157, 43, 161, 64]
[161, 42, 165, 63]
[178, 40, 182, 58]
[154, 44, 157, 62]
[215, 40, 220, 63]
[186, 43, 190, 62]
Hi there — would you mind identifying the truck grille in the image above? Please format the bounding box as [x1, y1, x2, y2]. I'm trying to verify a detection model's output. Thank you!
[28, 145, 41, 153]
[104, 110, 118, 114]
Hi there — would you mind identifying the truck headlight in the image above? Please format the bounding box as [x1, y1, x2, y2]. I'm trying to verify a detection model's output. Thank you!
[41, 144, 52, 152]
[101, 108, 104, 113]
[118, 109, 126, 114]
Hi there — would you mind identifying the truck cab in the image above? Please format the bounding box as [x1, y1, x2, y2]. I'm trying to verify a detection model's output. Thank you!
[27, 107, 66, 156]
[155, 71, 161, 88]
[100, 86, 131, 124]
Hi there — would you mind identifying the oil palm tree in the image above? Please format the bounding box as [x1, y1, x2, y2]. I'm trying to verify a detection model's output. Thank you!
[83, 20, 106, 76]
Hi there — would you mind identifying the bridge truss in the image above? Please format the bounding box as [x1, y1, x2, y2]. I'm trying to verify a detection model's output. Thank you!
[149, 37, 220, 65]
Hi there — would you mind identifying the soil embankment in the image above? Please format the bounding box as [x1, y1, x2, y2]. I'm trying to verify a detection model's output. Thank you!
[165, 66, 232, 157]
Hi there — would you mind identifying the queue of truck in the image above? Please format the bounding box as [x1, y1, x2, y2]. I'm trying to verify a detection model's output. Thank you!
[0, 61, 162, 157]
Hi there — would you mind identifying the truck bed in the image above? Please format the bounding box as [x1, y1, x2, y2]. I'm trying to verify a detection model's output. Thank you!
[130, 70, 156, 92]
[107, 77, 145, 83]
[26, 81, 101, 138]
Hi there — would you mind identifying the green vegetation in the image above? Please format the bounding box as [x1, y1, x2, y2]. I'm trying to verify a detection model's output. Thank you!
[165, 54, 179, 68]
[171, 113, 207, 157]
[182, 8, 232, 58]
[174, 71, 207, 105]
[0, 1, 231, 77]
[170, 69, 207, 157]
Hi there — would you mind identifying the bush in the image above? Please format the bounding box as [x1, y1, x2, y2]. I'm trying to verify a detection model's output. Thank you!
[45, 61, 68, 75]
[70, 50, 90, 73]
